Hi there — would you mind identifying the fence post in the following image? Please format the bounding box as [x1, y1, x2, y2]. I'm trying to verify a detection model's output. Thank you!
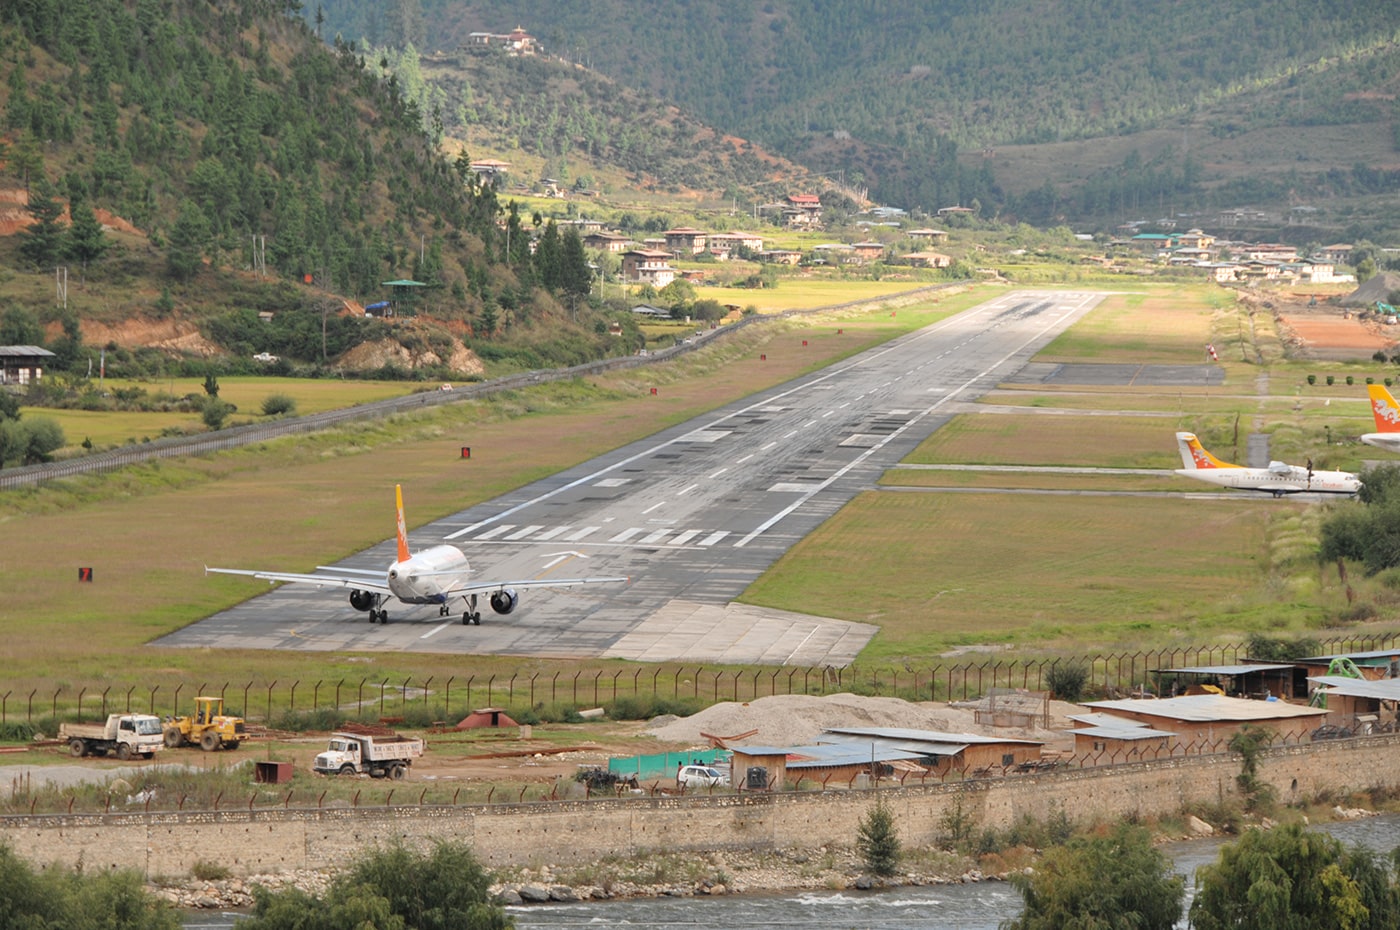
[76, 687, 86, 721]
[289, 680, 299, 716]
[266, 681, 277, 724]
[401, 677, 411, 713]
[445, 676, 454, 718]
[52, 687, 62, 720]
[378, 678, 389, 717]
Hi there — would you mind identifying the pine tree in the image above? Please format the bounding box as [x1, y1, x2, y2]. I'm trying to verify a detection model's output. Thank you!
[856, 798, 901, 878]
[167, 200, 211, 281]
[17, 175, 67, 269]
[65, 198, 108, 284]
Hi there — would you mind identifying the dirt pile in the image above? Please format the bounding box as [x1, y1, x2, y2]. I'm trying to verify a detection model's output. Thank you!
[1341, 271, 1400, 307]
[336, 337, 485, 376]
[647, 692, 1067, 747]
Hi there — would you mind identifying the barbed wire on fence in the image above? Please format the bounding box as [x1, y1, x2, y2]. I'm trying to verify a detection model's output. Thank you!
[9, 630, 1395, 726]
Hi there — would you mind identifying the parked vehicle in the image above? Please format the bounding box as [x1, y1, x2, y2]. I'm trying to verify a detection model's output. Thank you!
[163, 696, 247, 751]
[58, 714, 165, 760]
[314, 731, 423, 779]
[677, 764, 728, 789]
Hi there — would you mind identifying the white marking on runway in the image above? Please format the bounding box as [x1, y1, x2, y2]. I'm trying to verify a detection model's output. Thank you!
[679, 484, 699, 495]
[642, 501, 666, 514]
[609, 527, 644, 542]
[565, 526, 600, 541]
[737, 454, 754, 464]
[698, 531, 730, 547]
[504, 524, 543, 540]
[533, 526, 570, 541]
[475, 525, 515, 540]
[670, 529, 702, 545]
[420, 622, 451, 639]
[640, 529, 671, 544]
[710, 467, 729, 478]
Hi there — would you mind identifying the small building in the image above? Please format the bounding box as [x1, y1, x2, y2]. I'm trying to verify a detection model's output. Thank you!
[1316, 243, 1354, 264]
[663, 227, 708, 255]
[467, 159, 511, 182]
[1152, 663, 1302, 700]
[902, 251, 952, 268]
[783, 193, 823, 228]
[1307, 675, 1400, 732]
[757, 249, 803, 265]
[851, 241, 886, 262]
[584, 231, 632, 253]
[621, 249, 675, 287]
[454, 707, 519, 730]
[1295, 649, 1400, 682]
[0, 345, 55, 386]
[1068, 713, 1176, 764]
[908, 228, 948, 242]
[629, 303, 671, 318]
[465, 27, 540, 56]
[1084, 693, 1327, 748]
[707, 231, 766, 253]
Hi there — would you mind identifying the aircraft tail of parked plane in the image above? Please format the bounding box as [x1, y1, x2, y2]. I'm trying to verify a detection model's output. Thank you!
[1173, 432, 1361, 497]
[207, 485, 627, 625]
[1362, 384, 1400, 453]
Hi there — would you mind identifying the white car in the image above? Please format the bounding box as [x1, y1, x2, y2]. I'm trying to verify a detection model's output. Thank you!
[677, 764, 728, 788]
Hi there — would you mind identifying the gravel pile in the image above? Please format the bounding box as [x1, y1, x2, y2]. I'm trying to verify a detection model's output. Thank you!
[647, 692, 1063, 746]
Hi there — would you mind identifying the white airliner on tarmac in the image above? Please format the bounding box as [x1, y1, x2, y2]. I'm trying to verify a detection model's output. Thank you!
[1362, 383, 1400, 453]
[207, 485, 627, 625]
[1174, 432, 1361, 497]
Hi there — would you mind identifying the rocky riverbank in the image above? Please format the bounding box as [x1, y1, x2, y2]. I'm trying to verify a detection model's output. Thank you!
[146, 846, 998, 910]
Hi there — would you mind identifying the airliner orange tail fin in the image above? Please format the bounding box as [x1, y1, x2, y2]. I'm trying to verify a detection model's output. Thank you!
[394, 484, 411, 563]
[1369, 384, 1400, 433]
[1175, 432, 1238, 470]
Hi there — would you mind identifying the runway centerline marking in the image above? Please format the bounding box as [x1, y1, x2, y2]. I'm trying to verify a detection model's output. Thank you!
[642, 501, 665, 514]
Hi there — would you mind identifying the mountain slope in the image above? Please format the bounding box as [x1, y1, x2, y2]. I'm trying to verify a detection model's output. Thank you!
[312, 0, 1400, 227]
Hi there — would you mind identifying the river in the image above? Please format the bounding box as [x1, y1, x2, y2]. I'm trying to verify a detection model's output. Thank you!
[184, 815, 1400, 929]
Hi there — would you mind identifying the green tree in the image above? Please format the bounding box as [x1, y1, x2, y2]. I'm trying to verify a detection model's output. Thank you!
[65, 197, 109, 283]
[856, 797, 901, 878]
[1190, 824, 1376, 930]
[1005, 823, 1184, 930]
[1229, 724, 1276, 813]
[201, 398, 233, 430]
[559, 227, 593, 301]
[18, 174, 67, 269]
[0, 843, 179, 930]
[203, 372, 220, 397]
[166, 200, 211, 281]
[0, 306, 45, 346]
[241, 841, 510, 930]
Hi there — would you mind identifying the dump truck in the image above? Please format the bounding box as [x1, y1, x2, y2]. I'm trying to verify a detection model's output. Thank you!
[314, 731, 423, 779]
[163, 695, 247, 751]
[58, 714, 165, 760]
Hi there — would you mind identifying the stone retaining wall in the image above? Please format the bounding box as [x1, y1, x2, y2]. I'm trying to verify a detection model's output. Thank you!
[3, 736, 1396, 876]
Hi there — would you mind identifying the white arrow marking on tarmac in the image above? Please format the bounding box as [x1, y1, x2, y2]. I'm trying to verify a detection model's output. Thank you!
[542, 551, 588, 569]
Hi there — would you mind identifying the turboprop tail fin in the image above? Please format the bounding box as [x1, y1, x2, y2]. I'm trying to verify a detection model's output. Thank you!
[1175, 432, 1238, 470]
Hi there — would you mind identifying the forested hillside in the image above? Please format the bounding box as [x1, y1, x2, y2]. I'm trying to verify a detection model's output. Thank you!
[0, 0, 626, 376]
[311, 0, 1400, 227]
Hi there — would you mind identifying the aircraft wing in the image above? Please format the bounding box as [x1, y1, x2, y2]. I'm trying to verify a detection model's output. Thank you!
[445, 576, 628, 595]
[205, 566, 393, 595]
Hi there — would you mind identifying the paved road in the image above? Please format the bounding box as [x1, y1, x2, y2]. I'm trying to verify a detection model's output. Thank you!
[158, 291, 1105, 664]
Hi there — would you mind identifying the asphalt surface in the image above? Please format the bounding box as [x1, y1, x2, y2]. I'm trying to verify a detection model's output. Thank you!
[157, 290, 1106, 664]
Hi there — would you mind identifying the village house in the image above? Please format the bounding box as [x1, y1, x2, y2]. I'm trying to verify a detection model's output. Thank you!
[707, 231, 766, 254]
[620, 249, 675, 287]
[1316, 243, 1354, 264]
[467, 159, 510, 182]
[1241, 243, 1299, 262]
[1176, 228, 1215, 250]
[465, 27, 540, 56]
[1305, 676, 1400, 734]
[663, 227, 708, 255]
[583, 231, 632, 253]
[783, 193, 823, 228]
[757, 249, 803, 265]
[901, 250, 953, 269]
[908, 228, 948, 243]
[0, 345, 55, 386]
[936, 205, 974, 218]
[557, 218, 604, 235]
[851, 241, 886, 262]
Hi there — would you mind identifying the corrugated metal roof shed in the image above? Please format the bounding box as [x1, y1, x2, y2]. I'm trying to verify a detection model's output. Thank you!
[1308, 676, 1400, 701]
[1154, 664, 1296, 675]
[1085, 694, 1326, 722]
[822, 726, 1042, 746]
[1071, 724, 1176, 741]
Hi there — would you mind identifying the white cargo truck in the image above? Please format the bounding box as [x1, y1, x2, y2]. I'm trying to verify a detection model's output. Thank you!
[314, 731, 423, 779]
[58, 714, 165, 760]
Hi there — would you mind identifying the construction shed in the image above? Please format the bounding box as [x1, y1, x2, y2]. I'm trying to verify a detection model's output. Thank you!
[1152, 663, 1301, 699]
[1084, 693, 1327, 748]
[1068, 712, 1176, 764]
[1307, 676, 1400, 733]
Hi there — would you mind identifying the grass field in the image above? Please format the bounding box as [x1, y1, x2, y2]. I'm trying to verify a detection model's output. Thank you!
[25, 378, 426, 453]
[6, 281, 1398, 715]
[740, 491, 1289, 657]
[0, 287, 971, 699]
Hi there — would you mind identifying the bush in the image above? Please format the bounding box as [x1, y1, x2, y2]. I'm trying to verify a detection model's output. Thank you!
[1045, 661, 1090, 701]
[606, 695, 702, 720]
[856, 798, 901, 878]
[191, 860, 231, 881]
[260, 393, 297, 416]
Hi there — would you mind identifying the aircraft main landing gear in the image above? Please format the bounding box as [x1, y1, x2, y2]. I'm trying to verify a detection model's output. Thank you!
[461, 593, 481, 626]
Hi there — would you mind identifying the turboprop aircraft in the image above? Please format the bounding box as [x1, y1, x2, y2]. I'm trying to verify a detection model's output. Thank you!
[207, 485, 627, 625]
[1174, 432, 1361, 497]
[1361, 383, 1400, 453]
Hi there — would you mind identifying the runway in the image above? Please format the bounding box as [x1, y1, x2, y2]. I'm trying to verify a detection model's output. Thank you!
[157, 290, 1105, 663]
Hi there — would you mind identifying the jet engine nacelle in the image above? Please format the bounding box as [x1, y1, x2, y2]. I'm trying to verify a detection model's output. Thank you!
[490, 588, 519, 615]
[349, 589, 377, 612]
